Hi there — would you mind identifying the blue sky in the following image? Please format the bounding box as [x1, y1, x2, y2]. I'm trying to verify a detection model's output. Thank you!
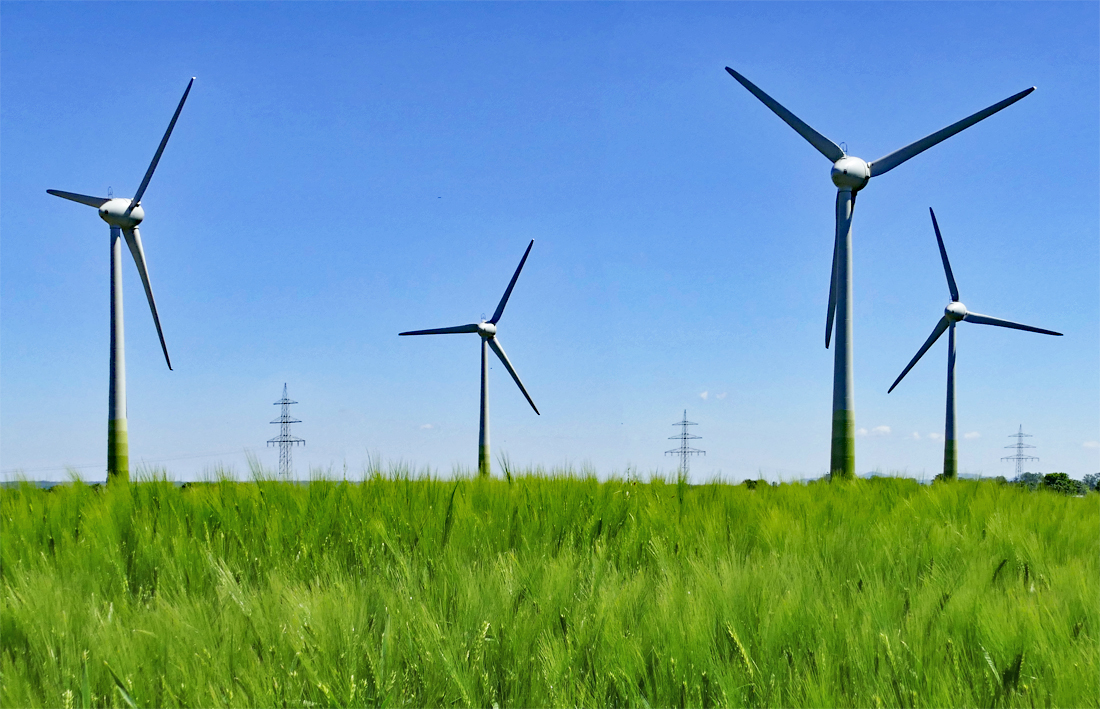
[2, 2, 1097, 482]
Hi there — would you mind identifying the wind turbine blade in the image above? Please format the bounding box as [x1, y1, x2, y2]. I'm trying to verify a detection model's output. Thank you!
[962, 312, 1062, 336]
[487, 337, 539, 415]
[888, 316, 950, 393]
[827, 190, 855, 348]
[399, 324, 479, 336]
[825, 233, 838, 348]
[122, 227, 172, 370]
[868, 87, 1034, 177]
[131, 78, 195, 207]
[47, 190, 110, 208]
[724, 67, 845, 162]
[489, 240, 534, 325]
[929, 208, 959, 301]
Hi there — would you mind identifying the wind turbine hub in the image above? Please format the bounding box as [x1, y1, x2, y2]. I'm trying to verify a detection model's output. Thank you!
[945, 302, 967, 321]
[98, 198, 144, 228]
[830, 156, 870, 191]
[477, 322, 497, 338]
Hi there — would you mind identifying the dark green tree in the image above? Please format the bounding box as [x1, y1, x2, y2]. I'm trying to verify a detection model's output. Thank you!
[1015, 472, 1042, 490]
[1041, 472, 1085, 495]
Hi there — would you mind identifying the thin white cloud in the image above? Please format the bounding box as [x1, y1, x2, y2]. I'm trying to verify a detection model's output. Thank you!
[929, 432, 943, 441]
[419, 424, 434, 430]
[964, 431, 981, 440]
[1084, 441, 1100, 449]
[871, 425, 891, 436]
[856, 428, 869, 437]
[911, 432, 921, 440]
[716, 392, 727, 400]
[699, 391, 708, 400]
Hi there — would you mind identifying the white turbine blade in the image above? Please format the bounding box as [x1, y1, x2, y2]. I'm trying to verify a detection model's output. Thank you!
[47, 189, 110, 208]
[122, 227, 172, 370]
[868, 87, 1034, 177]
[827, 190, 855, 348]
[489, 240, 534, 325]
[962, 312, 1062, 336]
[399, 324, 479, 336]
[929, 208, 960, 302]
[131, 78, 195, 208]
[487, 337, 539, 415]
[724, 67, 845, 162]
[888, 316, 950, 393]
[825, 215, 839, 347]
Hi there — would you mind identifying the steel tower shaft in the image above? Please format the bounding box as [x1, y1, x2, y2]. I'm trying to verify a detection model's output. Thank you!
[107, 227, 128, 482]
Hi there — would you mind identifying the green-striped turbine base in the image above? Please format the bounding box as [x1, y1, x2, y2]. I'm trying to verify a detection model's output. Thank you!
[107, 419, 129, 484]
[478, 445, 490, 478]
[830, 410, 855, 480]
[942, 439, 958, 481]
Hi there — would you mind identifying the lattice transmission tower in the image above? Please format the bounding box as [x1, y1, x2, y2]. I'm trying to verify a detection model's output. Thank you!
[1001, 424, 1038, 478]
[268, 383, 305, 479]
[666, 410, 705, 475]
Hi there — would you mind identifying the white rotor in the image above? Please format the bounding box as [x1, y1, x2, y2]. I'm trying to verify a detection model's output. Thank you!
[945, 302, 967, 321]
[830, 156, 870, 191]
[98, 199, 144, 228]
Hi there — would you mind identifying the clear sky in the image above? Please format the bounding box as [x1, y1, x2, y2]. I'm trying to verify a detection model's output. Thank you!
[2, 2, 1097, 483]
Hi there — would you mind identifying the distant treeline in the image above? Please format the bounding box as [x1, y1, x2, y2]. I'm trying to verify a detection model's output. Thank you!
[1005, 472, 1098, 495]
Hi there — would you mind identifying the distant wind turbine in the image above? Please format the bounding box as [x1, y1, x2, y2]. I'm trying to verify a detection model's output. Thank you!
[888, 208, 1062, 479]
[47, 78, 195, 483]
[400, 241, 540, 476]
[724, 66, 1034, 479]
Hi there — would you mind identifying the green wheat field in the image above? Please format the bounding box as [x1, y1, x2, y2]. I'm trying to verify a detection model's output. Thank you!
[2, 470, 1097, 708]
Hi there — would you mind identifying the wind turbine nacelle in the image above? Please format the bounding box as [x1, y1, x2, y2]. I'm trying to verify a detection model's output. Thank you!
[945, 302, 967, 321]
[477, 322, 497, 338]
[98, 199, 144, 228]
[830, 157, 870, 191]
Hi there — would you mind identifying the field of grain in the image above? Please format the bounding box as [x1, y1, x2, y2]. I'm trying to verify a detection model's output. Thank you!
[2, 471, 1097, 707]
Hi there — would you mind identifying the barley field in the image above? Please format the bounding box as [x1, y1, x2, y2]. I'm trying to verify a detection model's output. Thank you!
[2, 470, 1097, 707]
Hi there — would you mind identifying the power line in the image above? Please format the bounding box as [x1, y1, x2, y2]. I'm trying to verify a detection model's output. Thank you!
[1001, 424, 1038, 478]
[665, 409, 704, 476]
[267, 383, 304, 479]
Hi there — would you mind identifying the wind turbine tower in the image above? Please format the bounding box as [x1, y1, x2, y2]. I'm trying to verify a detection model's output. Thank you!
[268, 384, 305, 479]
[666, 410, 705, 476]
[400, 241, 540, 477]
[724, 67, 1033, 479]
[1002, 425, 1039, 478]
[47, 78, 195, 483]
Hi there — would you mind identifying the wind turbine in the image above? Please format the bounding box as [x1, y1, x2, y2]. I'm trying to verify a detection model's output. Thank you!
[724, 67, 1034, 479]
[47, 78, 194, 483]
[888, 208, 1061, 479]
[400, 240, 540, 476]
